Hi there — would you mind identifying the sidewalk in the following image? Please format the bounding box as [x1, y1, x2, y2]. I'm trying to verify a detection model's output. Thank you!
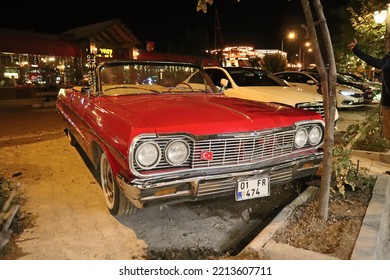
[350, 151, 390, 259]
[241, 150, 390, 260]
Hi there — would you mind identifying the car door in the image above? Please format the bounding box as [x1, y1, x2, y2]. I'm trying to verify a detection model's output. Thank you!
[66, 89, 92, 150]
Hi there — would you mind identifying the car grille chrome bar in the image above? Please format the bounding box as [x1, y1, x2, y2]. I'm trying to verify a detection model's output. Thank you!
[191, 131, 294, 168]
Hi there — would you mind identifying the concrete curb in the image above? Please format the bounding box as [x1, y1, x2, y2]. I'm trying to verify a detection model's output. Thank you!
[351, 174, 390, 259]
[352, 150, 390, 165]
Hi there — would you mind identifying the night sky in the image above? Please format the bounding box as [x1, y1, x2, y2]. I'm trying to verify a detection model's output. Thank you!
[0, 0, 350, 50]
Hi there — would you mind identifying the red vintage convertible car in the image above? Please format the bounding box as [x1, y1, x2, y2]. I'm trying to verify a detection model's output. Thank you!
[56, 60, 325, 216]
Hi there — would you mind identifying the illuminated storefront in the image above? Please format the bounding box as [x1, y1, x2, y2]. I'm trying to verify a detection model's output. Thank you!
[0, 19, 141, 98]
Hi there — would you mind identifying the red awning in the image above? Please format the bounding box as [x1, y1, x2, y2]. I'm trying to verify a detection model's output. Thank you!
[0, 33, 82, 57]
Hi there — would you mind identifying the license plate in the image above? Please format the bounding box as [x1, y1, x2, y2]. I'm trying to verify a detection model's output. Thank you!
[236, 176, 270, 201]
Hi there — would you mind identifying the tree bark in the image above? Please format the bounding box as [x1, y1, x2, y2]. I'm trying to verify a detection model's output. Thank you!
[300, 0, 337, 221]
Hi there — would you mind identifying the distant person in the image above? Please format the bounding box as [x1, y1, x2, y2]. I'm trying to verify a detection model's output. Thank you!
[10, 75, 18, 87]
[348, 38, 390, 141]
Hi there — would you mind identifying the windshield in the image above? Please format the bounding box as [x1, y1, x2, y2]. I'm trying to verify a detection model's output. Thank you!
[97, 61, 218, 96]
[226, 68, 287, 87]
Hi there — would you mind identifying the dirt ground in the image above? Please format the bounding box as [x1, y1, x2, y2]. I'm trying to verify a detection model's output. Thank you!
[0, 135, 148, 260]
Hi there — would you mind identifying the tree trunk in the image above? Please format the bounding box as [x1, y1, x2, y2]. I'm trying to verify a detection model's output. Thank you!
[300, 0, 337, 221]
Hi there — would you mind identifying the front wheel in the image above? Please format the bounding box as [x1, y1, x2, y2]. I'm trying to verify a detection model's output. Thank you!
[100, 152, 136, 215]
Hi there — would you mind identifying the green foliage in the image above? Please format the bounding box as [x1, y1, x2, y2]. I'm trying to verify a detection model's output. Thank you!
[247, 56, 262, 68]
[338, 0, 387, 73]
[353, 106, 390, 152]
[197, 0, 214, 13]
[333, 105, 387, 194]
[260, 53, 287, 73]
[347, 0, 386, 56]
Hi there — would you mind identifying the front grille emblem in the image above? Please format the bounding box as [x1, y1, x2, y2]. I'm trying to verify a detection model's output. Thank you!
[201, 151, 214, 161]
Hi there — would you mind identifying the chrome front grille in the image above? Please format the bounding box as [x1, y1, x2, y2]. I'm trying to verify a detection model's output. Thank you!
[296, 102, 324, 118]
[131, 122, 324, 176]
[192, 131, 294, 168]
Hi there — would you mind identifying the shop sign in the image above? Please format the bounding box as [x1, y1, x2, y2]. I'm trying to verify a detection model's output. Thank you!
[96, 48, 113, 58]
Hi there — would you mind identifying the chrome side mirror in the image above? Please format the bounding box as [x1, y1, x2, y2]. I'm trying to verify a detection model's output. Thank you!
[219, 78, 229, 93]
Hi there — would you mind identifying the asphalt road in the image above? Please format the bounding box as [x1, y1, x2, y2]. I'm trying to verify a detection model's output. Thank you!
[0, 106, 63, 137]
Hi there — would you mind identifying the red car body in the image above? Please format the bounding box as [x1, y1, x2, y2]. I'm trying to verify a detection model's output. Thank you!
[56, 60, 325, 216]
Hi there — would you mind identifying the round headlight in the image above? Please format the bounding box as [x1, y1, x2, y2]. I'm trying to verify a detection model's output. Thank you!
[295, 128, 308, 148]
[135, 141, 161, 169]
[308, 125, 322, 146]
[165, 140, 190, 166]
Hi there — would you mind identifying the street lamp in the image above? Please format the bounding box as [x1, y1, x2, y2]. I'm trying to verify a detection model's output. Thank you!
[374, 3, 390, 53]
[299, 42, 312, 69]
[281, 32, 296, 52]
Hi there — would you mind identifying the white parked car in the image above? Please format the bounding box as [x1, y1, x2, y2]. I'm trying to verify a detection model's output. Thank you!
[274, 71, 365, 109]
[340, 72, 382, 103]
[204, 66, 339, 123]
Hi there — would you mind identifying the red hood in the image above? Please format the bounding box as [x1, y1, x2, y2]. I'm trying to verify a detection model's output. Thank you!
[103, 94, 322, 135]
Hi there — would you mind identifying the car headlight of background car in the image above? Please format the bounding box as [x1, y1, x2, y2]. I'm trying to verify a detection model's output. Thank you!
[339, 89, 359, 97]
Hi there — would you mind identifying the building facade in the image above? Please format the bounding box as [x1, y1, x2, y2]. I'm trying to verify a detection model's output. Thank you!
[0, 19, 141, 99]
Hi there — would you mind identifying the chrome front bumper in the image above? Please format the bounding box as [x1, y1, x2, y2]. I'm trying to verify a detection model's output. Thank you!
[116, 153, 323, 209]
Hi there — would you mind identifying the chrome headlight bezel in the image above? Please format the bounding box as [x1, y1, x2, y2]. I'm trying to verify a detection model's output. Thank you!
[294, 127, 309, 148]
[134, 141, 161, 169]
[164, 139, 190, 166]
[308, 125, 322, 146]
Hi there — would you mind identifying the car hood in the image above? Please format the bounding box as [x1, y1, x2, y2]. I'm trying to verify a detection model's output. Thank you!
[336, 84, 364, 93]
[104, 94, 322, 135]
[224, 86, 323, 106]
